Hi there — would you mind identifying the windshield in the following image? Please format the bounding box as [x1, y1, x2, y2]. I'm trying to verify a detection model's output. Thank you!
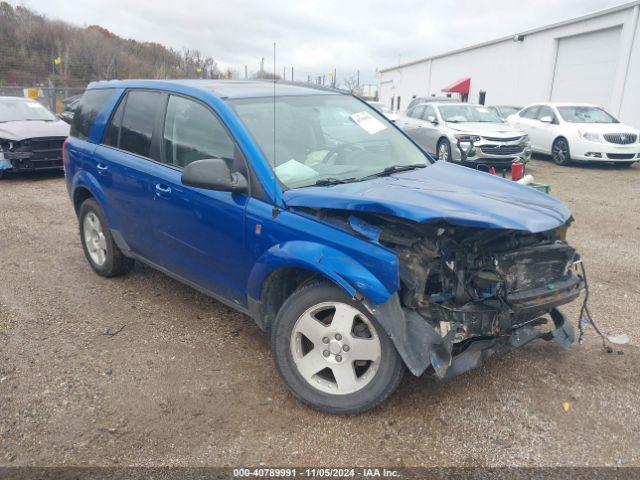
[557, 106, 618, 123]
[368, 102, 391, 114]
[229, 94, 429, 189]
[438, 105, 502, 123]
[0, 98, 57, 122]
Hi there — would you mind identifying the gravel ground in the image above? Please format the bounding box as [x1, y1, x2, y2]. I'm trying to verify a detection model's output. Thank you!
[1, 157, 639, 468]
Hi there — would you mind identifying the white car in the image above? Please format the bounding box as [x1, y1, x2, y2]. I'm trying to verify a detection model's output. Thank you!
[367, 101, 399, 122]
[508, 103, 640, 167]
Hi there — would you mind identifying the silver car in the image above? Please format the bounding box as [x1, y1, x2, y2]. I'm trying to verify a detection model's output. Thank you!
[396, 102, 532, 167]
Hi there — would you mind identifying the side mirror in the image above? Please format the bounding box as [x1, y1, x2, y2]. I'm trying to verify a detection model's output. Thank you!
[539, 115, 553, 124]
[181, 158, 248, 193]
[427, 115, 437, 124]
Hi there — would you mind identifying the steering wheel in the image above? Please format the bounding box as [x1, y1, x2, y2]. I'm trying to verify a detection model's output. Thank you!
[320, 143, 367, 165]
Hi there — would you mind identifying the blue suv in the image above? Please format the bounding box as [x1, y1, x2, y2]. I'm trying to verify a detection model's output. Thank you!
[65, 80, 584, 414]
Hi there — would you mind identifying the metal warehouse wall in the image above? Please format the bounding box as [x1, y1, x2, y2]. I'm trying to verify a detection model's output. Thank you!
[379, 3, 640, 128]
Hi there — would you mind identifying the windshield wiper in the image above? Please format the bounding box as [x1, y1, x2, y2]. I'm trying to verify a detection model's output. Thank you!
[314, 177, 357, 186]
[362, 163, 426, 180]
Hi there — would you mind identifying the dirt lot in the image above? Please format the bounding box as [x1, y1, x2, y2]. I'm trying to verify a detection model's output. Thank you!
[1, 158, 639, 468]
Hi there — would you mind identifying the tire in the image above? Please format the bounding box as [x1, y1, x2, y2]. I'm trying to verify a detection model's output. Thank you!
[78, 198, 134, 277]
[551, 138, 571, 166]
[271, 281, 405, 414]
[437, 138, 452, 162]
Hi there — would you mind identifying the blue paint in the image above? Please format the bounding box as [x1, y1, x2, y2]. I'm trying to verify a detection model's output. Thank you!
[65, 79, 574, 321]
[284, 161, 570, 234]
[0, 159, 12, 171]
[348, 215, 382, 242]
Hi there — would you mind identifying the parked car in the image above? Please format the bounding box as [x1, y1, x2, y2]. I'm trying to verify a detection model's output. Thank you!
[367, 101, 398, 122]
[488, 105, 522, 121]
[507, 103, 640, 166]
[0, 96, 69, 177]
[65, 80, 584, 414]
[406, 96, 457, 111]
[396, 102, 531, 168]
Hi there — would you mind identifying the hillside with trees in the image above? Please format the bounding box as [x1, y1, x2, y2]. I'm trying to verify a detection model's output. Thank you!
[0, 1, 232, 87]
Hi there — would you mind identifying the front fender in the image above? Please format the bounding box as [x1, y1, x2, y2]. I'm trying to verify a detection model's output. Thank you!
[247, 241, 397, 305]
[71, 170, 119, 229]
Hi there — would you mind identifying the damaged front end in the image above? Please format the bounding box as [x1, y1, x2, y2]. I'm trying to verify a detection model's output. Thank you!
[322, 209, 584, 379]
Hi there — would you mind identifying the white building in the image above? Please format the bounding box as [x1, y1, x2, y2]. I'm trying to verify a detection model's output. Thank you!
[379, 1, 640, 128]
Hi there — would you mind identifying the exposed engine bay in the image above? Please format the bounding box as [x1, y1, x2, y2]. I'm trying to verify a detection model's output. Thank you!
[307, 208, 585, 379]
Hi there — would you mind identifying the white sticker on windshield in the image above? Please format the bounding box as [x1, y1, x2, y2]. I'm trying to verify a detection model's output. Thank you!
[26, 102, 43, 108]
[350, 111, 387, 135]
[478, 107, 489, 113]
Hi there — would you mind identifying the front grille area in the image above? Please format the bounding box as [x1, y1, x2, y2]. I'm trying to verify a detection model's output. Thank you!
[480, 145, 524, 156]
[4, 136, 65, 169]
[482, 135, 522, 142]
[607, 153, 635, 160]
[495, 243, 575, 294]
[603, 133, 638, 144]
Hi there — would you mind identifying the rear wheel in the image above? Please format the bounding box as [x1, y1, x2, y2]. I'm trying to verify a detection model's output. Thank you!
[551, 138, 571, 166]
[79, 198, 134, 277]
[271, 281, 404, 414]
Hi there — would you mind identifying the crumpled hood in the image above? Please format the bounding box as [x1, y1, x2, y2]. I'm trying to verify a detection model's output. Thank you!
[446, 122, 526, 137]
[283, 161, 571, 233]
[0, 120, 70, 141]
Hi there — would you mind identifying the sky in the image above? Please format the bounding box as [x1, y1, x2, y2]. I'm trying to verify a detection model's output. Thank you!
[19, 0, 629, 86]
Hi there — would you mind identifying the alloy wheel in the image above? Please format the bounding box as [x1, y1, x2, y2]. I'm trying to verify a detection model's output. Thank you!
[83, 212, 107, 266]
[552, 139, 570, 165]
[290, 302, 381, 395]
[438, 142, 450, 161]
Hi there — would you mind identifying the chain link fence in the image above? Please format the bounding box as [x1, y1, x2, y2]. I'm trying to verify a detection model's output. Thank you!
[0, 86, 85, 113]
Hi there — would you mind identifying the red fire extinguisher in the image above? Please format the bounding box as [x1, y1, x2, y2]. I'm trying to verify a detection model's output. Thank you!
[511, 160, 524, 181]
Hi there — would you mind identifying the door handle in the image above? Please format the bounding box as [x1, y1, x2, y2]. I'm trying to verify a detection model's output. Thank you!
[155, 183, 172, 195]
[96, 163, 108, 174]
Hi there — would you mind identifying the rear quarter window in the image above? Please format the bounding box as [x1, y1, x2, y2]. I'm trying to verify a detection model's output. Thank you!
[70, 89, 113, 140]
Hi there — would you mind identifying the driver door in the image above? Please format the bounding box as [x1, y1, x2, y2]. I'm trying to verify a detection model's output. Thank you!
[147, 94, 251, 305]
[531, 105, 559, 154]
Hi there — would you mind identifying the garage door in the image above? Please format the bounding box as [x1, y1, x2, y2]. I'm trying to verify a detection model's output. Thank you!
[551, 27, 622, 108]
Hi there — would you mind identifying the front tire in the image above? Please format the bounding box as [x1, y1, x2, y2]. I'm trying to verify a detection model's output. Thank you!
[271, 281, 404, 414]
[79, 198, 134, 277]
[437, 139, 452, 162]
[551, 138, 571, 166]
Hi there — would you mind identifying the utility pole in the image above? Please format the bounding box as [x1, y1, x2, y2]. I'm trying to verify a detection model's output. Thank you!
[260, 57, 264, 74]
[283, 66, 286, 80]
[244, 65, 247, 79]
[291, 66, 294, 82]
[357, 70, 360, 87]
[333, 68, 337, 87]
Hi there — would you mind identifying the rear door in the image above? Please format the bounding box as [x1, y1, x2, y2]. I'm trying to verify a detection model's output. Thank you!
[417, 104, 441, 154]
[397, 106, 426, 144]
[146, 93, 250, 304]
[92, 89, 166, 256]
[511, 106, 541, 150]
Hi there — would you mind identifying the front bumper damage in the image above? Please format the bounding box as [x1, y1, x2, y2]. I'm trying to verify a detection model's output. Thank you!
[370, 293, 578, 380]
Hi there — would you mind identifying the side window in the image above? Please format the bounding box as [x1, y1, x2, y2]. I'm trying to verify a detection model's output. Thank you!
[410, 105, 425, 119]
[162, 95, 236, 168]
[422, 105, 436, 121]
[119, 90, 164, 158]
[103, 95, 126, 147]
[70, 89, 113, 140]
[537, 106, 556, 122]
[520, 106, 540, 119]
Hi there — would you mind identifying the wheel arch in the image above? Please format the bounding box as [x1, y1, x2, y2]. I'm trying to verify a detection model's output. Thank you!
[71, 171, 119, 229]
[246, 241, 397, 331]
